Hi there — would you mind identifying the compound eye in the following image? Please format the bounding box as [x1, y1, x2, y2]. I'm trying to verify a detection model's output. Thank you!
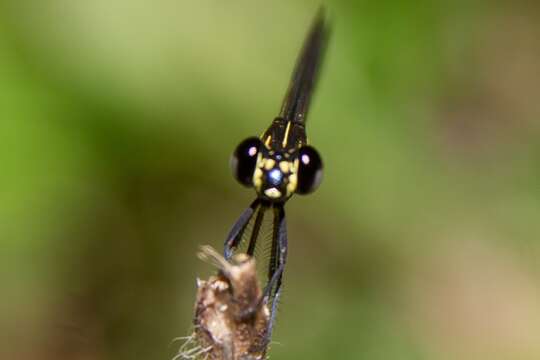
[296, 145, 323, 194]
[231, 137, 262, 186]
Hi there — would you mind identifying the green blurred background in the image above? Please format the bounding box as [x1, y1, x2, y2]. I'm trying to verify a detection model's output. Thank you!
[2, 0, 540, 359]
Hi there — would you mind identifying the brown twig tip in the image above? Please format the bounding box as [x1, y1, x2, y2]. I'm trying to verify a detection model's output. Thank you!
[177, 246, 270, 360]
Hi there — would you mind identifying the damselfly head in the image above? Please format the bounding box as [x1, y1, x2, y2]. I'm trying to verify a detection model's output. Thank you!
[231, 137, 323, 201]
[252, 147, 296, 202]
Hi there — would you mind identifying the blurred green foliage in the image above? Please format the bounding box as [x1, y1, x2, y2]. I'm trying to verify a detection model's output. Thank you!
[2, 1, 540, 359]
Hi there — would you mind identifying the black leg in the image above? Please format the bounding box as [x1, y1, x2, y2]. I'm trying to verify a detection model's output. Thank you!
[263, 205, 287, 300]
[224, 199, 259, 260]
[262, 204, 287, 343]
[236, 205, 287, 320]
[267, 205, 279, 287]
[266, 283, 283, 344]
[246, 205, 266, 256]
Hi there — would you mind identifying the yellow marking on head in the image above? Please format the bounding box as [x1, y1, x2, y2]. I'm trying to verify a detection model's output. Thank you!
[264, 159, 275, 170]
[252, 153, 264, 190]
[279, 161, 290, 173]
[253, 168, 263, 189]
[264, 188, 282, 199]
[282, 121, 292, 148]
[287, 173, 298, 195]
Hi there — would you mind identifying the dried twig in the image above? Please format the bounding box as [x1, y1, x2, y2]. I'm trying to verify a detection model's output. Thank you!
[176, 246, 270, 360]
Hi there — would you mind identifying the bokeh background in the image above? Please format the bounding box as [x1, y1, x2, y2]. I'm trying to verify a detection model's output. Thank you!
[2, 0, 540, 359]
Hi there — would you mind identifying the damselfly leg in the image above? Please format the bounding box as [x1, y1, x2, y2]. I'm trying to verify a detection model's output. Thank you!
[224, 199, 260, 260]
[223, 202, 287, 344]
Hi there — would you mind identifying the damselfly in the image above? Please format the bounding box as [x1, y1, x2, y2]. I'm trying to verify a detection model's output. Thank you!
[224, 10, 328, 340]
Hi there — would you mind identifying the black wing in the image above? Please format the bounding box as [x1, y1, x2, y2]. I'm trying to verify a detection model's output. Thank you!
[279, 9, 329, 125]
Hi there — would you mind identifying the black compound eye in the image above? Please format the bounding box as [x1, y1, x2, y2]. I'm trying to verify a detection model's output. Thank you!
[231, 137, 262, 186]
[296, 145, 323, 194]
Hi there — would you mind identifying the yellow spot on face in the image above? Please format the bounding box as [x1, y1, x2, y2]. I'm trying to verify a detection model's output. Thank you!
[279, 161, 291, 173]
[253, 152, 264, 189]
[253, 168, 263, 188]
[264, 159, 275, 170]
[287, 173, 297, 194]
[293, 158, 299, 172]
[282, 121, 292, 148]
[264, 188, 282, 199]
[255, 153, 265, 168]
